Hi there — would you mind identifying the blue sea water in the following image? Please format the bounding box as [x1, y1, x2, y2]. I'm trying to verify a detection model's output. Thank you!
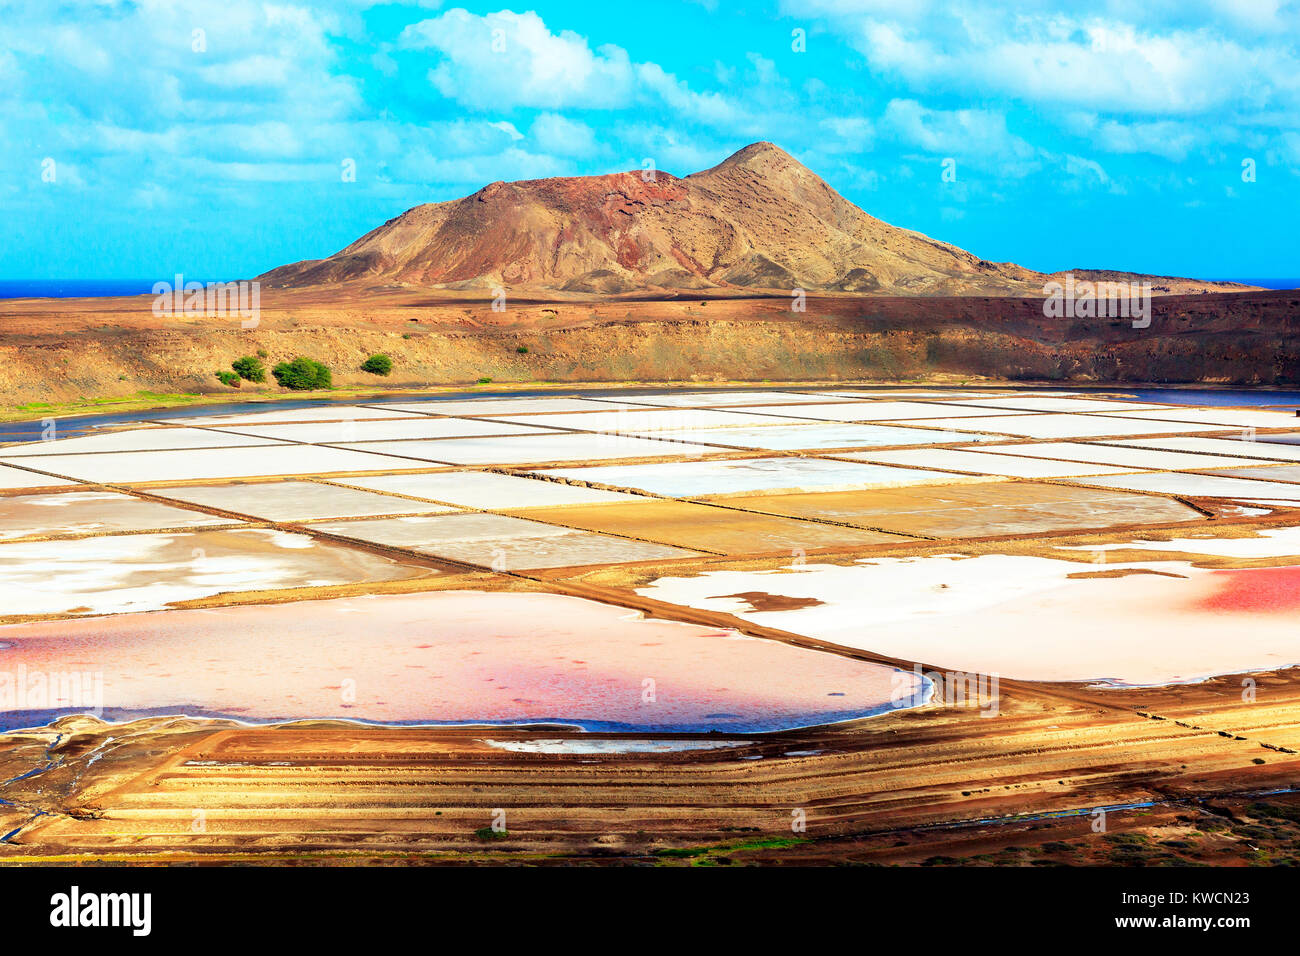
[0, 279, 223, 299]
[1221, 278, 1300, 290]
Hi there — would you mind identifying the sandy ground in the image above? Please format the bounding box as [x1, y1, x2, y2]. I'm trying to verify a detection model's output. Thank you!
[2, 670, 1297, 863]
[1, 287, 1298, 412]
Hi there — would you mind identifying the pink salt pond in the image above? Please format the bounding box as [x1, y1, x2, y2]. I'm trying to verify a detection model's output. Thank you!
[1195, 566, 1300, 615]
[639, 553, 1300, 685]
[0, 591, 924, 733]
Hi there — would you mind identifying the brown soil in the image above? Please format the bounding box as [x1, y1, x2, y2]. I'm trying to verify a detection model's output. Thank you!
[3, 667, 1298, 864]
[712, 592, 827, 612]
[2, 286, 1297, 411]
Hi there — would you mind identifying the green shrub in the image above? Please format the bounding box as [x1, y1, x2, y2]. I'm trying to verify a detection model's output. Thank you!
[474, 827, 507, 841]
[360, 353, 393, 376]
[214, 370, 240, 387]
[516, 345, 529, 354]
[231, 355, 266, 382]
[272, 356, 332, 390]
[476, 377, 492, 384]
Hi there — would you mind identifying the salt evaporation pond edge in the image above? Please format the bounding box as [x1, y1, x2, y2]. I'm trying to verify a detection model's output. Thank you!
[0, 590, 934, 735]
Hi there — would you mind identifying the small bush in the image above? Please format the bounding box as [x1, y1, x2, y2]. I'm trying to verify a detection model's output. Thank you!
[256, 348, 269, 358]
[272, 356, 332, 390]
[476, 377, 492, 384]
[516, 345, 529, 354]
[231, 355, 266, 382]
[474, 827, 507, 841]
[360, 353, 393, 376]
[214, 370, 240, 387]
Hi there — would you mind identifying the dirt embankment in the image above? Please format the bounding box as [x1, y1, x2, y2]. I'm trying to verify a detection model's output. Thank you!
[0, 288, 1297, 408]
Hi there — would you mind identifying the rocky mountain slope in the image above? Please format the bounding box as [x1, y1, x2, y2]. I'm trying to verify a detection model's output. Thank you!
[261, 143, 1251, 297]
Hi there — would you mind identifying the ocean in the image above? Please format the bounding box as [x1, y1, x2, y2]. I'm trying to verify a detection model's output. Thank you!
[0, 279, 221, 299]
[1218, 278, 1300, 290]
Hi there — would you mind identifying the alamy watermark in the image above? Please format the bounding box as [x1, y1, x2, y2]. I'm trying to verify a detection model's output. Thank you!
[1043, 273, 1150, 329]
[152, 273, 260, 328]
[49, 886, 150, 936]
[891, 664, 1000, 718]
[0, 665, 103, 718]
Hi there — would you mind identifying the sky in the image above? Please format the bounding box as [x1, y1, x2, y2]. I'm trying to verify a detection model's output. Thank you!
[3, 0, 1299, 282]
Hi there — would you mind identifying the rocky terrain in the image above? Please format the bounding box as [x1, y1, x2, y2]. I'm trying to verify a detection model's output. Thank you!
[260, 142, 1253, 298]
[1, 287, 1297, 410]
[0, 142, 1289, 412]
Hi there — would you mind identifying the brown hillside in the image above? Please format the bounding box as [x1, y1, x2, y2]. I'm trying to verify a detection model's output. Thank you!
[261, 142, 1252, 297]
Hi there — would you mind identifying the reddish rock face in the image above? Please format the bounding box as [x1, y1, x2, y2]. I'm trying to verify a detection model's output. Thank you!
[261, 142, 1253, 298]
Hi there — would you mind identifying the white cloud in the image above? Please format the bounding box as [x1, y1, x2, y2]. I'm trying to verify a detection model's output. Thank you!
[393, 146, 572, 187]
[398, 8, 754, 130]
[1061, 154, 1113, 187]
[611, 125, 728, 177]
[881, 100, 1036, 166]
[199, 55, 295, 89]
[401, 10, 637, 109]
[818, 117, 874, 152]
[1267, 131, 1300, 170]
[529, 113, 600, 157]
[1088, 118, 1209, 162]
[4, 0, 1291, 269]
[785, 1, 1300, 120]
[3, 0, 363, 131]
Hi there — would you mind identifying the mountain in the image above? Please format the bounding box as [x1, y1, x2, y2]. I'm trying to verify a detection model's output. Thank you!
[260, 142, 1253, 297]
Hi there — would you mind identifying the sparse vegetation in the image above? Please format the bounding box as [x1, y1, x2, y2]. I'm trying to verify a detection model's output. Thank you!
[231, 355, 266, 383]
[516, 345, 529, 354]
[653, 847, 708, 858]
[360, 353, 393, 376]
[476, 376, 492, 384]
[272, 356, 332, 390]
[653, 836, 806, 865]
[214, 370, 240, 387]
[474, 827, 507, 841]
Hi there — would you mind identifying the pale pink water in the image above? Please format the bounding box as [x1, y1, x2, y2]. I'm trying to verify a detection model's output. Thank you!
[0, 591, 922, 732]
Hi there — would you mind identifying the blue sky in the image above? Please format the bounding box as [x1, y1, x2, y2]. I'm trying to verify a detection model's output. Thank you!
[4, 0, 1298, 281]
